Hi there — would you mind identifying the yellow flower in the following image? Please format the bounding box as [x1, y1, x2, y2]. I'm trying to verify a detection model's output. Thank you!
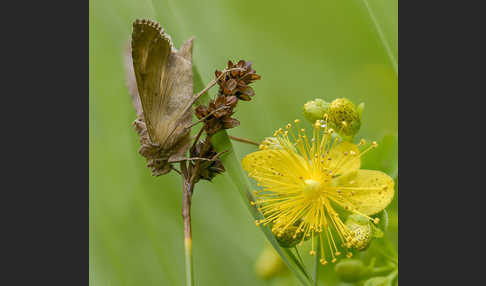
[242, 119, 394, 265]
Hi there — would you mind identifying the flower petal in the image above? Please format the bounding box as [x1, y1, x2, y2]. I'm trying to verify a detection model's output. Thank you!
[326, 141, 361, 176]
[242, 149, 308, 189]
[332, 170, 394, 215]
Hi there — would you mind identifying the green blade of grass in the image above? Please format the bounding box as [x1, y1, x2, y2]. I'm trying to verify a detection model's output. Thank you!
[193, 66, 313, 286]
[358, 0, 398, 76]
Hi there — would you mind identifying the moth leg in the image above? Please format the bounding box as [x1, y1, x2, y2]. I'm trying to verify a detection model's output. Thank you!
[168, 156, 213, 163]
[168, 149, 229, 164]
[170, 165, 182, 175]
[210, 149, 229, 161]
[189, 127, 205, 155]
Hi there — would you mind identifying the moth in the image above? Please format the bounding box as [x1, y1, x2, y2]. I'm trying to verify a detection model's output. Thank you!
[125, 19, 195, 175]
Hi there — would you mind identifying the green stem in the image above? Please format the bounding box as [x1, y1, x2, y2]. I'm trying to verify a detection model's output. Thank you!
[294, 247, 305, 267]
[313, 236, 320, 285]
[184, 236, 194, 286]
[182, 176, 195, 286]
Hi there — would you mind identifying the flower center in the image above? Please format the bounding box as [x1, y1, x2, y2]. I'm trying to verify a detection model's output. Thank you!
[303, 179, 323, 200]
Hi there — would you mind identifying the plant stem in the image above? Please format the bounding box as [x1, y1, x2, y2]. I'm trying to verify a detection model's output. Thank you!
[294, 247, 305, 267]
[313, 236, 320, 286]
[180, 133, 215, 286]
[228, 135, 260, 146]
[182, 174, 195, 286]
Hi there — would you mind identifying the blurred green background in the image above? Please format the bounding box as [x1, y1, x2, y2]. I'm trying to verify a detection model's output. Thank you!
[89, 0, 397, 285]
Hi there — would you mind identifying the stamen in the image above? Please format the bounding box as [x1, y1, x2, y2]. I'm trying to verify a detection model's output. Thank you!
[318, 232, 326, 261]
[310, 231, 316, 255]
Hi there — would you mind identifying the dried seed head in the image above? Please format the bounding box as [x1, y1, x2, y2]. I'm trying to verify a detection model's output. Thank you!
[215, 60, 261, 100]
[195, 95, 240, 135]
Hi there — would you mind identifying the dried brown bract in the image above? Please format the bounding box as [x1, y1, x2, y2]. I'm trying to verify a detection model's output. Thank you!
[189, 142, 225, 182]
[193, 59, 261, 137]
[215, 60, 261, 101]
[195, 95, 239, 135]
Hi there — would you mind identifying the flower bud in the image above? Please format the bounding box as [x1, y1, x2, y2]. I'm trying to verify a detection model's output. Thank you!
[346, 214, 373, 251]
[335, 259, 366, 282]
[255, 243, 287, 279]
[363, 276, 392, 286]
[272, 221, 307, 248]
[303, 98, 330, 123]
[327, 98, 362, 138]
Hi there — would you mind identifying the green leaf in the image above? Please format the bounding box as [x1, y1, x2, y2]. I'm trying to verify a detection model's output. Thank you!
[361, 134, 398, 179]
[371, 225, 384, 239]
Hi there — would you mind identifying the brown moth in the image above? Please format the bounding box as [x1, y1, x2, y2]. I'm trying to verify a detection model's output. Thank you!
[125, 19, 194, 176]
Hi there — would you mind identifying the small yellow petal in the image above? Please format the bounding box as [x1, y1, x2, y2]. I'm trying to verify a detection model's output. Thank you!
[333, 170, 394, 215]
[242, 149, 308, 187]
[326, 141, 360, 176]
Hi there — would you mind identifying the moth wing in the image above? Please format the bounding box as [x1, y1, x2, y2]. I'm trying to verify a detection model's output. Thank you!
[123, 42, 143, 119]
[156, 37, 194, 154]
[131, 19, 172, 144]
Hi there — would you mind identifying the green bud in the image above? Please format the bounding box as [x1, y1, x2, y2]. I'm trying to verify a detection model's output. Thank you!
[347, 214, 369, 225]
[357, 102, 365, 117]
[272, 220, 307, 248]
[346, 214, 373, 251]
[363, 276, 392, 286]
[335, 259, 366, 282]
[303, 98, 330, 123]
[327, 98, 361, 137]
[255, 243, 287, 279]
